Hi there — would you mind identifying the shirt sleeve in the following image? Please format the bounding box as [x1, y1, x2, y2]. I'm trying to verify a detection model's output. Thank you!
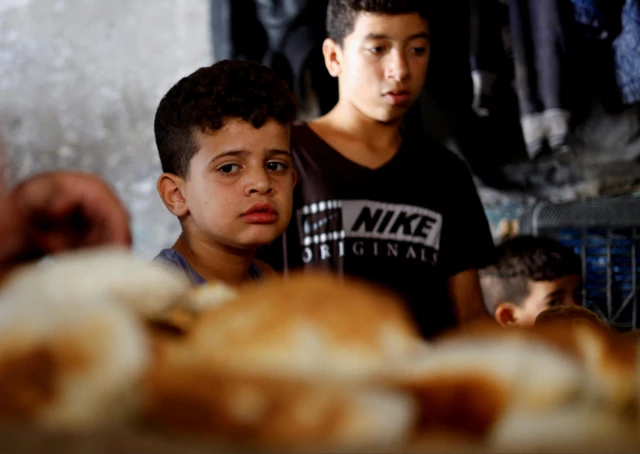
[438, 156, 496, 278]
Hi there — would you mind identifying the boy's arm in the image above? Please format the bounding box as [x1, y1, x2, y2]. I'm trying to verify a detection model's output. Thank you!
[447, 269, 494, 324]
[437, 153, 496, 325]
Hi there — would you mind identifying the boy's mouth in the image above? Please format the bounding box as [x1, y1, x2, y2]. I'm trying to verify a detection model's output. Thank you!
[383, 89, 411, 105]
[241, 203, 279, 224]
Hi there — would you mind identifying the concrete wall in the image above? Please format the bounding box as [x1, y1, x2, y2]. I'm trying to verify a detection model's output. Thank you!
[0, 0, 212, 258]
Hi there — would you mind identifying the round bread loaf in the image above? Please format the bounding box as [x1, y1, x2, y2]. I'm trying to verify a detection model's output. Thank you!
[175, 271, 422, 381]
[0, 294, 148, 430]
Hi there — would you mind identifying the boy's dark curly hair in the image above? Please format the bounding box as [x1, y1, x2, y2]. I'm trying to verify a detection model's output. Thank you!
[154, 60, 297, 177]
[326, 0, 430, 44]
[480, 235, 582, 312]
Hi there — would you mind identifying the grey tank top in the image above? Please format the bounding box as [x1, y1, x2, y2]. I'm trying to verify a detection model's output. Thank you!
[153, 248, 262, 285]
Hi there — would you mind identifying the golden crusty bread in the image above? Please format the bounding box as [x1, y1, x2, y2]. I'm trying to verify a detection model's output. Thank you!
[171, 271, 422, 381]
[437, 316, 638, 412]
[535, 305, 612, 332]
[148, 281, 239, 334]
[385, 334, 584, 442]
[0, 294, 149, 430]
[0, 248, 202, 431]
[384, 330, 639, 449]
[141, 364, 417, 451]
[533, 305, 638, 409]
[489, 403, 639, 451]
[0, 247, 191, 319]
[184, 281, 239, 312]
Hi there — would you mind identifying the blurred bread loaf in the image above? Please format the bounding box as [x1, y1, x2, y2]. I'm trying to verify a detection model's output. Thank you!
[142, 365, 417, 450]
[0, 248, 194, 431]
[0, 247, 191, 319]
[0, 249, 638, 452]
[0, 285, 148, 430]
[169, 271, 423, 381]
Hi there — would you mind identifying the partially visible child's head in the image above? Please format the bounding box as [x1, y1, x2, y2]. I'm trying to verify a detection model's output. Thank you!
[480, 235, 583, 327]
[323, 0, 431, 123]
[154, 60, 297, 251]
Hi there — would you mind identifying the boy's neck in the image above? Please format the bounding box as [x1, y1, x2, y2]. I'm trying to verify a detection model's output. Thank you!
[172, 233, 255, 287]
[311, 101, 403, 168]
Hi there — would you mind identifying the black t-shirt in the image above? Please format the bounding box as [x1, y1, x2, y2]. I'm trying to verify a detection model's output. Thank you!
[259, 123, 495, 338]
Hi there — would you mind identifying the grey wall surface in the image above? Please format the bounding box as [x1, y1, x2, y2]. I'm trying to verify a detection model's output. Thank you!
[0, 0, 212, 258]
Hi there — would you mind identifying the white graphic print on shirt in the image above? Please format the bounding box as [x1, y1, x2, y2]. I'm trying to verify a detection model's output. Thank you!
[297, 199, 442, 265]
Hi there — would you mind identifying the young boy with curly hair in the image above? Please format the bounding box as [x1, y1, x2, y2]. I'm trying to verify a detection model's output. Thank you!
[153, 60, 298, 286]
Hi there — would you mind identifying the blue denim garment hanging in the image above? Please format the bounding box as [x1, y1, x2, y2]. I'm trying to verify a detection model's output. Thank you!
[613, 0, 640, 105]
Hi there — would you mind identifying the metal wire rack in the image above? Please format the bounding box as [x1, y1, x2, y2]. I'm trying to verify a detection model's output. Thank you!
[520, 196, 640, 332]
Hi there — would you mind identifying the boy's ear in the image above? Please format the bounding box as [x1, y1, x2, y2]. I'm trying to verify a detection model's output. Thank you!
[322, 38, 342, 78]
[157, 173, 188, 217]
[495, 302, 518, 328]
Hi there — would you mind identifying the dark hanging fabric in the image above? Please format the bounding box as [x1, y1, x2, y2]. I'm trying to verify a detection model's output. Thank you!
[405, 0, 474, 148]
[210, 0, 337, 115]
[469, 0, 511, 116]
[408, 0, 528, 189]
[210, 0, 267, 62]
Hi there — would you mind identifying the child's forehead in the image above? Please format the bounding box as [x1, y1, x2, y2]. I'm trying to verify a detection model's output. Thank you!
[349, 11, 429, 39]
[195, 118, 290, 142]
[192, 120, 291, 157]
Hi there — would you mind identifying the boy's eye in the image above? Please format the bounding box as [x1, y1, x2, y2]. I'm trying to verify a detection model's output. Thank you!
[367, 46, 386, 55]
[266, 161, 288, 172]
[411, 47, 428, 56]
[217, 164, 240, 174]
[547, 299, 562, 308]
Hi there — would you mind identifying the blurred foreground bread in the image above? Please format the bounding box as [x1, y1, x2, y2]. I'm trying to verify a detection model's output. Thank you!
[144, 273, 640, 450]
[142, 365, 416, 451]
[142, 272, 424, 449]
[0, 247, 191, 319]
[534, 305, 638, 410]
[437, 306, 638, 413]
[0, 249, 161, 430]
[164, 271, 423, 380]
[0, 252, 638, 452]
[535, 305, 612, 331]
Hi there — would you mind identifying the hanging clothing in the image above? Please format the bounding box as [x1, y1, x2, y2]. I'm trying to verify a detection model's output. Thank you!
[613, 0, 640, 105]
[209, 0, 337, 115]
[571, 0, 609, 37]
[570, 0, 640, 107]
[508, 0, 572, 159]
[469, 0, 511, 116]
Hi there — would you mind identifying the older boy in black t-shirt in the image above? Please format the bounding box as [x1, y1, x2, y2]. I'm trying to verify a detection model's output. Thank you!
[259, 0, 495, 338]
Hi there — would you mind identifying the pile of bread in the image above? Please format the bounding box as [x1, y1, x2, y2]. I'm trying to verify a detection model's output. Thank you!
[0, 247, 638, 452]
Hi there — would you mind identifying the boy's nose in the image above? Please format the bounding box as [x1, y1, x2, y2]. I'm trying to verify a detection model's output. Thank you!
[386, 51, 410, 81]
[245, 169, 273, 196]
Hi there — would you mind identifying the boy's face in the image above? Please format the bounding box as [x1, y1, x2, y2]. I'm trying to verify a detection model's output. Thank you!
[327, 12, 430, 123]
[498, 274, 583, 327]
[181, 119, 296, 250]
